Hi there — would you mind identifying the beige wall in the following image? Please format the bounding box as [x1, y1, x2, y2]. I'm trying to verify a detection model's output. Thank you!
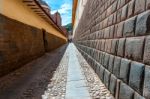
[0, 0, 66, 40]
[73, 0, 87, 37]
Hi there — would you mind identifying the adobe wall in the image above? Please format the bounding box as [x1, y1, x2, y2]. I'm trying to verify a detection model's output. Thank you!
[74, 0, 150, 98]
[0, 14, 66, 77]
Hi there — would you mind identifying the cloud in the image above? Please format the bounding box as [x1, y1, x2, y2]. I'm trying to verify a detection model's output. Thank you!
[43, 0, 72, 25]
[61, 15, 71, 25]
[51, 3, 72, 14]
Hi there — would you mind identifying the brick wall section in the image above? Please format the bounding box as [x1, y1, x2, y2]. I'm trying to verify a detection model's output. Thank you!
[0, 14, 66, 77]
[74, 0, 150, 98]
[44, 32, 66, 52]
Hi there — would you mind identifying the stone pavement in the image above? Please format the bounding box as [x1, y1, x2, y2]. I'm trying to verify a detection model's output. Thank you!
[43, 43, 114, 99]
[0, 44, 68, 99]
[0, 43, 114, 99]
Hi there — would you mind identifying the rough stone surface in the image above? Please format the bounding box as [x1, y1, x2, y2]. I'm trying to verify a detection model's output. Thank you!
[111, 39, 118, 55]
[143, 65, 150, 98]
[99, 65, 105, 82]
[77, 46, 114, 99]
[109, 74, 117, 96]
[128, 0, 135, 17]
[73, 0, 150, 98]
[146, 0, 150, 9]
[129, 61, 144, 94]
[143, 36, 150, 65]
[104, 69, 111, 88]
[116, 22, 124, 38]
[125, 37, 145, 62]
[108, 55, 115, 73]
[104, 53, 110, 68]
[119, 82, 134, 99]
[135, 10, 150, 36]
[134, 0, 146, 15]
[120, 58, 131, 84]
[134, 92, 145, 99]
[123, 16, 137, 37]
[121, 5, 128, 21]
[113, 56, 121, 78]
[117, 38, 126, 57]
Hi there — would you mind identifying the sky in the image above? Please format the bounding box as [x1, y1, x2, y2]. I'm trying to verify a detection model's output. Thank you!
[44, 0, 72, 26]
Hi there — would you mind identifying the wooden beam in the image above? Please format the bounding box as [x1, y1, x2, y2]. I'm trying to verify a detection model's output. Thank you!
[27, 4, 36, 6]
[31, 7, 39, 9]
[23, 0, 33, 3]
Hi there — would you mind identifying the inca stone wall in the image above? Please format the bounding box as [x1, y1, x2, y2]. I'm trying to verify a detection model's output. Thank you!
[0, 14, 66, 77]
[74, 0, 150, 98]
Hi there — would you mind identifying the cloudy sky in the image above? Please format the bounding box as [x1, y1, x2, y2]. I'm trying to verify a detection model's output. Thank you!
[44, 0, 72, 26]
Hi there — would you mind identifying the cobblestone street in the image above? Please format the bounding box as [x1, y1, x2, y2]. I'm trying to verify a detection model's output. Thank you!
[0, 45, 68, 99]
[43, 43, 114, 99]
[0, 43, 114, 99]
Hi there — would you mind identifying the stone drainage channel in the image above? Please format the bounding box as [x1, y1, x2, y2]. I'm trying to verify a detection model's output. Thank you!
[43, 43, 114, 99]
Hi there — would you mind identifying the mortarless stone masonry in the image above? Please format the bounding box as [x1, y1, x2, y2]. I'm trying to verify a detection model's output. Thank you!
[74, 0, 150, 98]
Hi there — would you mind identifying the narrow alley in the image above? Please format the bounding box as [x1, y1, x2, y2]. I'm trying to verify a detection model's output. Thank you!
[1, 0, 150, 99]
[0, 44, 113, 99]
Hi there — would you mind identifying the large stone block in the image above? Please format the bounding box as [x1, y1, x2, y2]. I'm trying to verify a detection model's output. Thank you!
[134, 92, 145, 99]
[108, 55, 115, 73]
[119, 82, 134, 99]
[100, 52, 105, 65]
[97, 51, 102, 63]
[143, 36, 150, 65]
[117, 0, 121, 9]
[113, 12, 117, 24]
[121, 4, 128, 21]
[104, 53, 110, 68]
[104, 28, 110, 39]
[101, 40, 106, 51]
[117, 9, 122, 23]
[99, 65, 105, 81]
[107, 6, 112, 17]
[120, 0, 126, 7]
[108, 14, 114, 26]
[143, 65, 150, 98]
[123, 16, 137, 37]
[135, 10, 150, 36]
[111, 39, 118, 55]
[105, 39, 112, 53]
[113, 56, 121, 78]
[147, 0, 150, 9]
[112, 1, 118, 13]
[116, 21, 124, 38]
[134, 0, 146, 15]
[120, 58, 131, 84]
[96, 63, 100, 74]
[128, 0, 135, 17]
[115, 79, 121, 99]
[109, 25, 114, 38]
[117, 38, 126, 57]
[109, 74, 117, 96]
[104, 69, 111, 88]
[129, 61, 144, 94]
[125, 37, 145, 62]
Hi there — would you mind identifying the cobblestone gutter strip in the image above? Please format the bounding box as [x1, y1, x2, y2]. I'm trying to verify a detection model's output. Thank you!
[76, 48, 114, 99]
[42, 50, 69, 99]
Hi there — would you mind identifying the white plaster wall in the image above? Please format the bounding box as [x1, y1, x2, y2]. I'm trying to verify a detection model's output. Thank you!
[73, 0, 87, 37]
